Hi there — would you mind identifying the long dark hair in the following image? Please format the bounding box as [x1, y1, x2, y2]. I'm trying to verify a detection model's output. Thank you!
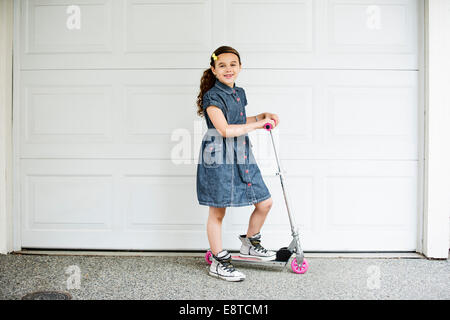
[196, 46, 242, 117]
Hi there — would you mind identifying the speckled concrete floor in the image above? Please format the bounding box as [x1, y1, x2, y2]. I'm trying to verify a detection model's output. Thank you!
[0, 253, 448, 300]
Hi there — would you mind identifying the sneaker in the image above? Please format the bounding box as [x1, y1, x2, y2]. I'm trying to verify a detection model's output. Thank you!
[239, 232, 276, 261]
[209, 250, 246, 282]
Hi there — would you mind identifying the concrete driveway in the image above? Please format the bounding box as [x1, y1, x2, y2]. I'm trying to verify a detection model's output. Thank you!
[0, 251, 448, 300]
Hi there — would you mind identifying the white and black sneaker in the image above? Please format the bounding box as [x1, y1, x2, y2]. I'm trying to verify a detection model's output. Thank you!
[239, 232, 276, 261]
[209, 250, 246, 282]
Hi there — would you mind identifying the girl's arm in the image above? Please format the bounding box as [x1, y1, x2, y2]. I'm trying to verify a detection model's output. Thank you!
[246, 112, 266, 124]
[206, 107, 270, 138]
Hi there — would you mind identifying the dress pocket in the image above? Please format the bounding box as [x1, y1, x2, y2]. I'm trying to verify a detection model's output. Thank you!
[202, 142, 223, 169]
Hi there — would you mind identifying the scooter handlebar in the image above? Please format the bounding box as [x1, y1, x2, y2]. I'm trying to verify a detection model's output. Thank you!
[264, 119, 277, 131]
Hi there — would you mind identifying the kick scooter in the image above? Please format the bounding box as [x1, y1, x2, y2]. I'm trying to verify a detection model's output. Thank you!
[205, 120, 309, 274]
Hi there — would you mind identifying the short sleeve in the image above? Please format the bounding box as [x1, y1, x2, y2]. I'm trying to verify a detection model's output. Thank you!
[239, 88, 248, 107]
[202, 91, 226, 114]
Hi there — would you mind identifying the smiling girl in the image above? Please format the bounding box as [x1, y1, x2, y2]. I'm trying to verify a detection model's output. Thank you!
[196, 46, 280, 282]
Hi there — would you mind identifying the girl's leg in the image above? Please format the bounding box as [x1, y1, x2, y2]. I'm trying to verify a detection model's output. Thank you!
[207, 206, 226, 256]
[246, 197, 273, 237]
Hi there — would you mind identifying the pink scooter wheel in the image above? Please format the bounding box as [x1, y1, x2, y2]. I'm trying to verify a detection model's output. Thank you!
[205, 250, 212, 265]
[291, 257, 308, 274]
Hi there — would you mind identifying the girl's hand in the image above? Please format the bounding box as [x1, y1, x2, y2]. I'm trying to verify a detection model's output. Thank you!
[259, 117, 276, 130]
[265, 113, 280, 127]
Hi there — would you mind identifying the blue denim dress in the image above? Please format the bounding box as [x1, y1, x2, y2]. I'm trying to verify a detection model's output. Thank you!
[196, 79, 271, 207]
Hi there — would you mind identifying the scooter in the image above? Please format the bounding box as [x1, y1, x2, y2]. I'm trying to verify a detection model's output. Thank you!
[205, 120, 309, 274]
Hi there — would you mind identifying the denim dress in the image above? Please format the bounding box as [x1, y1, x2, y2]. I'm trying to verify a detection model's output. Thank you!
[196, 79, 272, 207]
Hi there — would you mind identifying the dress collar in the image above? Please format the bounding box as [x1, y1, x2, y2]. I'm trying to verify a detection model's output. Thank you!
[214, 79, 236, 94]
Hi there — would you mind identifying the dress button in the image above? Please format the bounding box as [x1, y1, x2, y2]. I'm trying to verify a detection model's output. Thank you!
[240, 112, 243, 116]
[245, 170, 249, 173]
[237, 97, 240, 102]
[233, 89, 236, 94]
[243, 141, 246, 145]
[248, 183, 252, 186]
[244, 155, 247, 159]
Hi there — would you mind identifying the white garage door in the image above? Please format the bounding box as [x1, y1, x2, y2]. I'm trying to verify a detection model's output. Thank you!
[14, 0, 422, 251]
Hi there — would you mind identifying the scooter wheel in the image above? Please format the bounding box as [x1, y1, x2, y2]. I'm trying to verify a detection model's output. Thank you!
[205, 250, 213, 265]
[291, 257, 308, 274]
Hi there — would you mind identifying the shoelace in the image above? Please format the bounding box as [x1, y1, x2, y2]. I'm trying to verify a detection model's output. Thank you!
[218, 257, 236, 273]
[250, 239, 268, 254]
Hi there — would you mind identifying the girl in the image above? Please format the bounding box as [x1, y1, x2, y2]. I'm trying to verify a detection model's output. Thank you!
[196, 46, 280, 282]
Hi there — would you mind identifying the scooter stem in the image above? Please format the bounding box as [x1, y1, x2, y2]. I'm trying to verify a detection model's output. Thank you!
[265, 124, 305, 265]
[268, 129, 297, 235]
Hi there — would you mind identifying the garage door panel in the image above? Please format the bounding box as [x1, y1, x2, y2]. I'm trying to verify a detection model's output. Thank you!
[24, 175, 113, 230]
[19, 0, 420, 70]
[20, 0, 213, 69]
[20, 159, 204, 249]
[21, 229, 208, 250]
[244, 85, 315, 143]
[225, 160, 418, 251]
[19, 69, 417, 160]
[124, 176, 204, 227]
[124, 85, 199, 136]
[245, 69, 418, 160]
[228, 0, 313, 53]
[23, 85, 114, 143]
[24, 0, 113, 54]
[245, 0, 420, 69]
[326, 176, 416, 227]
[125, 0, 212, 52]
[327, 0, 417, 52]
[18, 69, 201, 158]
[20, 158, 418, 251]
[327, 87, 415, 137]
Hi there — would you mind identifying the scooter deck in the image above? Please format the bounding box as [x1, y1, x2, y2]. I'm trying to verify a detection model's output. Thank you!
[230, 254, 290, 268]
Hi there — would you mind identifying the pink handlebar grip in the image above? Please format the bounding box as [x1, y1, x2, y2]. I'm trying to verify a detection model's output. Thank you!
[264, 119, 276, 131]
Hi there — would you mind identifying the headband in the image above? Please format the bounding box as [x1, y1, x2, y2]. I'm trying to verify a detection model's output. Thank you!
[211, 51, 240, 62]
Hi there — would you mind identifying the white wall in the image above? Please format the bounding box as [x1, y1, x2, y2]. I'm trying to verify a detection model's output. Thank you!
[0, 0, 14, 254]
[423, 0, 450, 258]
